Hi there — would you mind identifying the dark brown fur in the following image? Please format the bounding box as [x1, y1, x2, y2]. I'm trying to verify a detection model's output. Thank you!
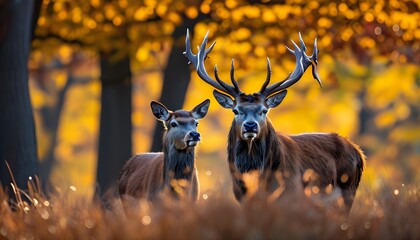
[228, 120, 365, 211]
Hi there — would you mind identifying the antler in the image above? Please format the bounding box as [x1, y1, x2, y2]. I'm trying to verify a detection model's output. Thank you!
[259, 57, 272, 93]
[184, 29, 241, 97]
[260, 33, 322, 97]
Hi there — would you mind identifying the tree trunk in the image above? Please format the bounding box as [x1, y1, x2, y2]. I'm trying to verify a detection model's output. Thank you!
[31, 0, 43, 40]
[96, 52, 132, 197]
[0, 0, 39, 194]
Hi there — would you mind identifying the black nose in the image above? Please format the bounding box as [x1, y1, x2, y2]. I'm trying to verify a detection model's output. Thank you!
[243, 122, 258, 132]
[189, 131, 201, 141]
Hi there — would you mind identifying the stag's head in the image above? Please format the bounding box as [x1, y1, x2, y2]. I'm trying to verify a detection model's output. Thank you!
[151, 99, 210, 150]
[184, 30, 321, 141]
[213, 89, 288, 141]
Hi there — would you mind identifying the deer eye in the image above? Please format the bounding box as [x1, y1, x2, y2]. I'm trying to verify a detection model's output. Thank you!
[170, 122, 178, 128]
[195, 122, 199, 127]
[233, 109, 239, 115]
[261, 110, 268, 115]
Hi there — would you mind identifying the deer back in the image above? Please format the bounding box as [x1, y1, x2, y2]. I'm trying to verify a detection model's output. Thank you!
[289, 133, 365, 208]
[118, 153, 165, 200]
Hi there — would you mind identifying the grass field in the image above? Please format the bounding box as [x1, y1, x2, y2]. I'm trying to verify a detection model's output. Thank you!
[0, 175, 419, 240]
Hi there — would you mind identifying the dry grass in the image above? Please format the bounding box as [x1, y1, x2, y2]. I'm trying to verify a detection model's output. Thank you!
[0, 177, 419, 240]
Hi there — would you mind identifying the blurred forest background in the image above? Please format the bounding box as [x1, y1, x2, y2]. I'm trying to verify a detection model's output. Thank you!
[1, 0, 419, 200]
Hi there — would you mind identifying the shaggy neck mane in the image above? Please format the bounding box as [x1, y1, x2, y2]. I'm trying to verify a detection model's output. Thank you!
[228, 120, 281, 173]
[162, 137, 195, 187]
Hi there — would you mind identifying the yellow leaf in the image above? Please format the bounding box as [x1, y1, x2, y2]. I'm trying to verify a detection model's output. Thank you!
[262, 10, 276, 23]
[134, 7, 148, 21]
[54, 71, 68, 90]
[135, 46, 150, 62]
[390, 125, 420, 143]
[318, 17, 332, 28]
[234, 28, 251, 41]
[375, 111, 396, 129]
[185, 7, 198, 19]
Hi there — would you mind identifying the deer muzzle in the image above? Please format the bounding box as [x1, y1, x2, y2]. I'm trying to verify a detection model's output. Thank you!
[186, 131, 201, 147]
[242, 122, 258, 140]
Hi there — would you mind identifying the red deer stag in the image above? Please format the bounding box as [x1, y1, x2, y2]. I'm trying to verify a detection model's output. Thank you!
[119, 99, 210, 204]
[184, 30, 365, 212]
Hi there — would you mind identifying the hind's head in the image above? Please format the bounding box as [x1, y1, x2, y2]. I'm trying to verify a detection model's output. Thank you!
[151, 99, 210, 150]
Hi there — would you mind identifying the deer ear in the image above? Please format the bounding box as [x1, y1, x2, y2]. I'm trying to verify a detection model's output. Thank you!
[266, 90, 287, 109]
[191, 99, 210, 119]
[150, 101, 171, 121]
[213, 90, 234, 109]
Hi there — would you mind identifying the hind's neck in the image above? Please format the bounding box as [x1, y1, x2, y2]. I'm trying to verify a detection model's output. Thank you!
[162, 144, 195, 187]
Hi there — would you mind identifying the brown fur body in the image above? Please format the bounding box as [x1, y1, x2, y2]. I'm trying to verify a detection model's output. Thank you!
[119, 151, 199, 201]
[228, 120, 365, 210]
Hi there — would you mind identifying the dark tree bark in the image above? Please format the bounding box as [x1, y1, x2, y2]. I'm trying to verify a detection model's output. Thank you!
[95, 52, 132, 196]
[31, 0, 43, 40]
[0, 0, 39, 194]
[357, 90, 372, 136]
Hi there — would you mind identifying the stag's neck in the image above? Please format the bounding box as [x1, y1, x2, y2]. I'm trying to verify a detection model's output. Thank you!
[228, 122, 281, 173]
[162, 145, 196, 187]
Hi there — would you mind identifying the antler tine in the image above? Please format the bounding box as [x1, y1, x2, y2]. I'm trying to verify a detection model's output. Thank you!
[183, 29, 239, 97]
[184, 29, 215, 63]
[298, 32, 306, 53]
[230, 59, 241, 93]
[259, 57, 272, 93]
[262, 33, 322, 96]
[311, 38, 322, 87]
[298, 32, 321, 87]
[184, 29, 192, 63]
[214, 64, 240, 93]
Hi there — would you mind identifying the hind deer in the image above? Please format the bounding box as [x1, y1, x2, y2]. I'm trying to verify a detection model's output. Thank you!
[184, 30, 365, 212]
[119, 99, 210, 205]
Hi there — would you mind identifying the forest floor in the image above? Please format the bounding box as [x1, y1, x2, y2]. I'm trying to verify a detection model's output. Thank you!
[0, 177, 419, 240]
